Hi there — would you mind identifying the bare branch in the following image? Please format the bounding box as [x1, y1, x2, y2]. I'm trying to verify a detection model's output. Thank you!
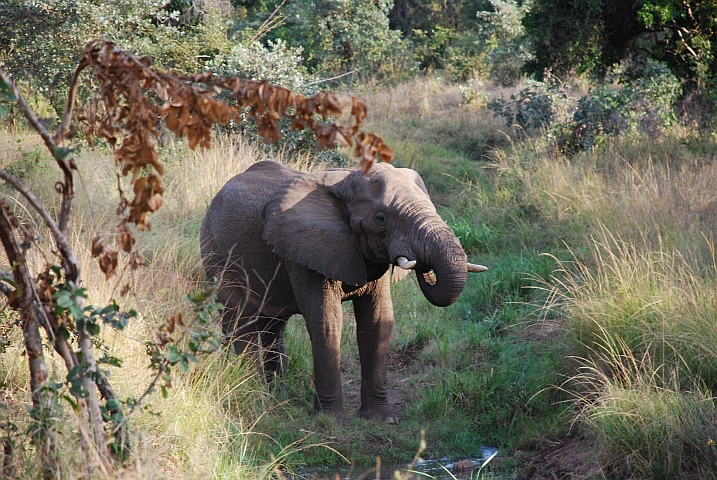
[0, 69, 57, 157]
[0, 170, 80, 280]
[55, 58, 90, 144]
[0, 68, 76, 240]
[304, 69, 361, 87]
[0, 280, 12, 297]
[111, 360, 166, 436]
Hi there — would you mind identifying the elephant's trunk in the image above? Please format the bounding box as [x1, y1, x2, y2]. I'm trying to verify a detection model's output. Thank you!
[401, 218, 467, 307]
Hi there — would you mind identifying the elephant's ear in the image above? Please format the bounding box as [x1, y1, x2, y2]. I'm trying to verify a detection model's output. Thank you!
[263, 170, 367, 286]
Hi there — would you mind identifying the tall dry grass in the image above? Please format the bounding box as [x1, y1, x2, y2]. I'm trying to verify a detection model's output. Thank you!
[488, 133, 717, 478]
[488, 133, 717, 260]
[0, 133, 324, 478]
[358, 76, 508, 174]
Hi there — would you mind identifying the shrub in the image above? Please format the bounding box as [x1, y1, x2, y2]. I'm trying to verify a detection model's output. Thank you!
[476, 0, 533, 87]
[488, 62, 683, 152]
[277, 0, 408, 81]
[205, 39, 312, 93]
[568, 62, 682, 150]
[205, 39, 348, 164]
[0, 0, 230, 117]
[487, 80, 556, 132]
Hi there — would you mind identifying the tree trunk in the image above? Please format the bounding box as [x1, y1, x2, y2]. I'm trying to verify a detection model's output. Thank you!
[0, 201, 58, 479]
[79, 328, 109, 464]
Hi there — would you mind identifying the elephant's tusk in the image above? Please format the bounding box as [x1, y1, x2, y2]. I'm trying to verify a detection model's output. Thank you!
[396, 256, 417, 270]
[467, 263, 488, 273]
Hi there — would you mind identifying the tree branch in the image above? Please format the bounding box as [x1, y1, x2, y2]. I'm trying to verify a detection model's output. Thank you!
[0, 170, 80, 280]
[55, 58, 89, 144]
[0, 68, 76, 241]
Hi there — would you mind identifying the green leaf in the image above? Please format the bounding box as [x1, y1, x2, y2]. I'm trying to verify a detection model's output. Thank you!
[101, 303, 119, 315]
[165, 346, 183, 364]
[53, 147, 72, 161]
[161, 385, 168, 398]
[86, 321, 100, 336]
[105, 398, 121, 411]
[0, 104, 7, 119]
[0, 80, 16, 102]
[72, 286, 88, 298]
[99, 354, 123, 367]
[179, 358, 190, 373]
[63, 395, 79, 412]
[70, 304, 84, 321]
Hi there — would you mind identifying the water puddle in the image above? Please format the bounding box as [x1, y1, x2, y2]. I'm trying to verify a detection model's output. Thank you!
[295, 446, 499, 479]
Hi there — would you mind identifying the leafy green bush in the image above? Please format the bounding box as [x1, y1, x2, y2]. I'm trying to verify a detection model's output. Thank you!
[0, 0, 230, 117]
[568, 62, 682, 150]
[476, 0, 533, 86]
[276, 0, 408, 80]
[487, 80, 556, 132]
[205, 39, 312, 93]
[489, 62, 682, 152]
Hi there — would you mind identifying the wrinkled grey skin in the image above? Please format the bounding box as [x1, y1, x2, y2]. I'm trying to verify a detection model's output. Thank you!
[200, 160, 468, 423]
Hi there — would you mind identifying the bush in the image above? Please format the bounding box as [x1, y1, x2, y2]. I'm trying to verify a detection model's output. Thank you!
[568, 62, 682, 150]
[205, 39, 348, 165]
[0, 0, 231, 116]
[488, 62, 683, 153]
[487, 80, 556, 132]
[277, 0, 409, 81]
[205, 39, 313, 93]
[476, 0, 533, 86]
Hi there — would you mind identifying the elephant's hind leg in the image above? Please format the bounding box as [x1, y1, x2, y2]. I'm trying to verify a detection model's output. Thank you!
[219, 292, 260, 359]
[257, 317, 288, 383]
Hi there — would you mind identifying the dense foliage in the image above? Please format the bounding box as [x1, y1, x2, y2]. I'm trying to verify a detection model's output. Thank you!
[523, 0, 717, 89]
[0, 0, 231, 114]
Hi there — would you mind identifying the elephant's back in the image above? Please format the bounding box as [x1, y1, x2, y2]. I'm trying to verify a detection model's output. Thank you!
[200, 161, 299, 269]
[217, 161, 299, 204]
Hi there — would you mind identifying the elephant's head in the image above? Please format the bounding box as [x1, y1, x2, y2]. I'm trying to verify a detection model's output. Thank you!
[262, 162, 484, 307]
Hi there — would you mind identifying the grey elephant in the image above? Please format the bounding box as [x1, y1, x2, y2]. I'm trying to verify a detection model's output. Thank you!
[200, 160, 486, 423]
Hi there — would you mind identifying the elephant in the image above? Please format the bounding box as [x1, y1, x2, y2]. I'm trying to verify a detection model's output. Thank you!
[200, 160, 486, 423]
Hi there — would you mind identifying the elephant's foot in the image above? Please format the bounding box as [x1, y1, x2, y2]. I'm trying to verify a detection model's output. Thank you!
[314, 397, 348, 423]
[358, 406, 398, 425]
[316, 407, 349, 423]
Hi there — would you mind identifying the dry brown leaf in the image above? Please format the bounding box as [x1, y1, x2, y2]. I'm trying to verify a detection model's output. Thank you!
[90, 236, 104, 258]
[98, 247, 118, 279]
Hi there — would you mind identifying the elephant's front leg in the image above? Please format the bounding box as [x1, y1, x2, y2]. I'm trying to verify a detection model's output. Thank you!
[290, 269, 347, 420]
[353, 272, 396, 423]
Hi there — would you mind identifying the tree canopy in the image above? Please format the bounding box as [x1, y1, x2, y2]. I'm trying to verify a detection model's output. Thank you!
[523, 0, 717, 88]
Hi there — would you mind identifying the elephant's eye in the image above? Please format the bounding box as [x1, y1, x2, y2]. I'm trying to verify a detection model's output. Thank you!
[375, 213, 387, 226]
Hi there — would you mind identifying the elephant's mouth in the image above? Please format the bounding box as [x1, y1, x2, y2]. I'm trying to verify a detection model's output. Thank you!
[395, 256, 436, 285]
[394, 255, 486, 275]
